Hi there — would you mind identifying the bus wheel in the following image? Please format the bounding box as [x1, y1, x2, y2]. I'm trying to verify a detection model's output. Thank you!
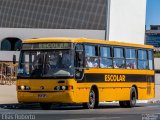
[126, 87, 137, 108]
[40, 103, 52, 110]
[119, 87, 137, 108]
[83, 88, 98, 109]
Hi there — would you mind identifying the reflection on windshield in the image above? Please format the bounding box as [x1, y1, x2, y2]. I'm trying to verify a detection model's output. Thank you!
[18, 50, 74, 78]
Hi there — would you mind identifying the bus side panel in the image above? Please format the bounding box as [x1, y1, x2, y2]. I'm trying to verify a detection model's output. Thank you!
[98, 82, 155, 102]
[99, 87, 130, 101]
[74, 82, 155, 103]
[98, 83, 131, 101]
[138, 83, 155, 100]
[74, 83, 90, 103]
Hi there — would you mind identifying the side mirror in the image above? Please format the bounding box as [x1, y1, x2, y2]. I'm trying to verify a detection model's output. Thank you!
[13, 54, 16, 64]
[75, 68, 84, 80]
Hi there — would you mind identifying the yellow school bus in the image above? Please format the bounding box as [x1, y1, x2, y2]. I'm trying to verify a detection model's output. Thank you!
[16, 38, 155, 109]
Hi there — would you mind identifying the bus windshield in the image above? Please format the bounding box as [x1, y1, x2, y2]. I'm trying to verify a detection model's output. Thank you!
[18, 50, 74, 78]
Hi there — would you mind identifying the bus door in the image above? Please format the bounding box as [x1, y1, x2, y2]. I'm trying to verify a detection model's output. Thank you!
[74, 44, 84, 80]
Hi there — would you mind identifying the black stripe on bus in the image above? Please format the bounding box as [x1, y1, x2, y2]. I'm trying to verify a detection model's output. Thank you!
[78, 74, 154, 83]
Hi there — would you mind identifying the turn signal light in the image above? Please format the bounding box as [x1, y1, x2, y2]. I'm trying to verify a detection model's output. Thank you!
[68, 85, 73, 90]
[54, 85, 73, 91]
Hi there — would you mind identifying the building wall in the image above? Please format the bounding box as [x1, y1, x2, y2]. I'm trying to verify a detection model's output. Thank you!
[146, 34, 160, 47]
[0, 0, 106, 30]
[0, 0, 147, 44]
[109, 0, 146, 44]
[154, 58, 160, 100]
[0, 51, 19, 61]
[0, 0, 147, 59]
[0, 28, 105, 54]
[146, 32, 160, 47]
[154, 58, 160, 70]
[0, 0, 107, 51]
[155, 73, 160, 100]
[0, 28, 105, 45]
[155, 84, 160, 100]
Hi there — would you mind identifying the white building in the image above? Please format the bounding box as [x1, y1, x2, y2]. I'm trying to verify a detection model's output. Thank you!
[0, 0, 147, 61]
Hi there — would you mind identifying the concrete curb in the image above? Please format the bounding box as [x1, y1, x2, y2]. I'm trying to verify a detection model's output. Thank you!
[148, 100, 160, 104]
[0, 103, 39, 109]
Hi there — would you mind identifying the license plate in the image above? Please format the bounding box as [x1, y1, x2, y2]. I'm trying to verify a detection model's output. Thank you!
[38, 94, 47, 98]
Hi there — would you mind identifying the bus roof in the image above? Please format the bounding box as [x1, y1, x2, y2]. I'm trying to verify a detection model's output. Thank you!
[23, 37, 153, 49]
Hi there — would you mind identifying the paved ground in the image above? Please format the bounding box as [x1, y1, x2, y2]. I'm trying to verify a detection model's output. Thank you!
[153, 85, 160, 101]
[0, 85, 17, 104]
[0, 85, 160, 120]
[0, 103, 160, 120]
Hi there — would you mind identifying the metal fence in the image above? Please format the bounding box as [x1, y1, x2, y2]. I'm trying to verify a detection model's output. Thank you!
[0, 62, 17, 85]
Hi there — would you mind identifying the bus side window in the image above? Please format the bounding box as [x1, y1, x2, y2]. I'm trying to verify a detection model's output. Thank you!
[148, 50, 153, 70]
[75, 44, 84, 67]
[125, 48, 137, 69]
[100, 47, 112, 68]
[75, 44, 84, 80]
[113, 47, 125, 69]
[85, 45, 99, 68]
[138, 50, 148, 69]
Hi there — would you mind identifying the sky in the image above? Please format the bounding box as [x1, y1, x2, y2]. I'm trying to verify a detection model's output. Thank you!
[146, 0, 160, 30]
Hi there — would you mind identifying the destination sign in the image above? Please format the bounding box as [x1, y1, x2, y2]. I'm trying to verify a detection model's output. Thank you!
[22, 43, 72, 50]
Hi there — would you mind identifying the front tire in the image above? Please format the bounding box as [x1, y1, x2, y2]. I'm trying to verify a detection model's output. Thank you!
[40, 103, 52, 110]
[83, 88, 99, 109]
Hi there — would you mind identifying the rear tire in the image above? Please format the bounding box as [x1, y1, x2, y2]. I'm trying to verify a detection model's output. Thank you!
[119, 87, 137, 108]
[83, 88, 99, 109]
[127, 87, 137, 107]
[40, 103, 52, 110]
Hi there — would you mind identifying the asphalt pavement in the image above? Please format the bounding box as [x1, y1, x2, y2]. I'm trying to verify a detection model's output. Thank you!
[0, 103, 160, 120]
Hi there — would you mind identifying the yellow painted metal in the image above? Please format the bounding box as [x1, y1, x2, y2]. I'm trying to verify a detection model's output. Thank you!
[17, 78, 154, 103]
[17, 37, 155, 104]
[23, 37, 153, 49]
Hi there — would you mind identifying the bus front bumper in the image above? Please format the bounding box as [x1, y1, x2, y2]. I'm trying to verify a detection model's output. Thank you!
[17, 91, 75, 103]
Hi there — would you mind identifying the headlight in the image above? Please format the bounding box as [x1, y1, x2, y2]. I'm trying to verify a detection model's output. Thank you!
[56, 86, 61, 90]
[25, 86, 30, 90]
[20, 86, 25, 90]
[18, 85, 30, 90]
[62, 86, 66, 90]
[54, 85, 73, 90]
